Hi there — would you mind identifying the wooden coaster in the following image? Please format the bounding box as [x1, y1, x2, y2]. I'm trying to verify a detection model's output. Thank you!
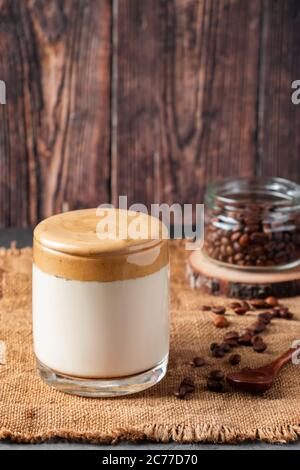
[188, 249, 300, 299]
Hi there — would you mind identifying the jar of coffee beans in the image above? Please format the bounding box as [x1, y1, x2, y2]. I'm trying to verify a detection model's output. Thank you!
[204, 177, 300, 270]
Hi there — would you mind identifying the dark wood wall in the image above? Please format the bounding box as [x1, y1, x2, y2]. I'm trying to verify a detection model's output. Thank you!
[0, 0, 300, 227]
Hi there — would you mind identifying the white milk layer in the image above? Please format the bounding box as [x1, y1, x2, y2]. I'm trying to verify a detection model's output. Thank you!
[32, 264, 169, 378]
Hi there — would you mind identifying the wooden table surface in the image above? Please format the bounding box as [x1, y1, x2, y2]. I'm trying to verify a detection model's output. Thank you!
[0, 228, 299, 451]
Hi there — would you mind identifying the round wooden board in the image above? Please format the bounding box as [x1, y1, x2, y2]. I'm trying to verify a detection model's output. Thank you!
[188, 250, 300, 299]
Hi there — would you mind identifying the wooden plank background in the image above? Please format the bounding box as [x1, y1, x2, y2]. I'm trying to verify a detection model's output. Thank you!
[0, 0, 300, 227]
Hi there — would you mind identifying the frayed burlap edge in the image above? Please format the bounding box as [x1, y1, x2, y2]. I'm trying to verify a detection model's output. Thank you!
[1, 423, 300, 445]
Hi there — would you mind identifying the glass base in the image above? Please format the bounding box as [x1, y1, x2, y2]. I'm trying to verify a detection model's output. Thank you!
[37, 356, 168, 397]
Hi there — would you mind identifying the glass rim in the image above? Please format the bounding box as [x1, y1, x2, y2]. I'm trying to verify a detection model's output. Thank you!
[205, 176, 300, 210]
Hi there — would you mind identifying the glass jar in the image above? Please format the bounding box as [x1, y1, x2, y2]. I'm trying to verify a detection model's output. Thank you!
[32, 208, 169, 397]
[204, 177, 300, 270]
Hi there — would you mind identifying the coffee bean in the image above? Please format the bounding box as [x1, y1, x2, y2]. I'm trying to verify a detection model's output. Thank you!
[221, 237, 229, 246]
[244, 224, 260, 234]
[213, 316, 229, 328]
[180, 377, 195, 392]
[234, 253, 244, 262]
[190, 357, 206, 368]
[182, 376, 195, 386]
[250, 299, 269, 309]
[250, 232, 268, 243]
[208, 370, 224, 381]
[258, 312, 274, 324]
[229, 354, 241, 366]
[265, 296, 278, 307]
[211, 306, 226, 315]
[174, 389, 186, 399]
[210, 342, 219, 352]
[224, 339, 239, 348]
[229, 302, 242, 309]
[253, 339, 267, 353]
[219, 342, 231, 353]
[233, 242, 242, 252]
[271, 306, 281, 318]
[202, 305, 211, 311]
[273, 232, 283, 242]
[212, 347, 225, 358]
[231, 232, 241, 242]
[224, 331, 239, 341]
[277, 306, 290, 319]
[240, 327, 255, 337]
[239, 234, 250, 247]
[207, 379, 224, 393]
[226, 245, 234, 256]
[174, 377, 195, 399]
[234, 307, 247, 316]
[238, 333, 253, 346]
[265, 241, 276, 252]
[251, 335, 263, 345]
[242, 301, 251, 310]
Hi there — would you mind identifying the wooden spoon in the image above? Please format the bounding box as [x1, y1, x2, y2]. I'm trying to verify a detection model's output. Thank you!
[227, 344, 300, 393]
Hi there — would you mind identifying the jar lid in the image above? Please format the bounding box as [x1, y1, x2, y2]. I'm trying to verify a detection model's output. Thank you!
[33, 209, 169, 282]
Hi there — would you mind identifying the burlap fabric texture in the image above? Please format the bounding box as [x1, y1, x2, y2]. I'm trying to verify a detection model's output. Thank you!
[0, 241, 300, 444]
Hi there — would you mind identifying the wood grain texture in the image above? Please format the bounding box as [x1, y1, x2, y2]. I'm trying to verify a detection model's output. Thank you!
[1, 0, 300, 227]
[114, 0, 262, 208]
[258, 0, 300, 180]
[0, 0, 111, 227]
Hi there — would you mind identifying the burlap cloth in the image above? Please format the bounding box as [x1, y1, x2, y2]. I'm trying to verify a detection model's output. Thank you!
[0, 241, 300, 444]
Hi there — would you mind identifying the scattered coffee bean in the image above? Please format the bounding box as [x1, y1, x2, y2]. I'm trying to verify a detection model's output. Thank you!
[251, 335, 263, 345]
[202, 305, 211, 311]
[253, 339, 267, 353]
[181, 377, 195, 390]
[224, 331, 239, 341]
[219, 342, 231, 353]
[208, 370, 224, 381]
[174, 390, 186, 399]
[224, 339, 239, 348]
[265, 296, 278, 307]
[229, 354, 241, 366]
[229, 302, 242, 309]
[174, 377, 195, 399]
[190, 356, 206, 368]
[210, 342, 219, 352]
[242, 301, 251, 310]
[272, 306, 281, 317]
[258, 312, 274, 324]
[240, 327, 255, 337]
[250, 299, 269, 309]
[212, 347, 225, 358]
[213, 316, 229, 328]
[234, 307, 247, 316]
[270, 305, 291, 319]
[277, 306, 292, 319]
[211, 306, 226, 315]
[238, 333, 253, 346]
[207, 379, 224, 393]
